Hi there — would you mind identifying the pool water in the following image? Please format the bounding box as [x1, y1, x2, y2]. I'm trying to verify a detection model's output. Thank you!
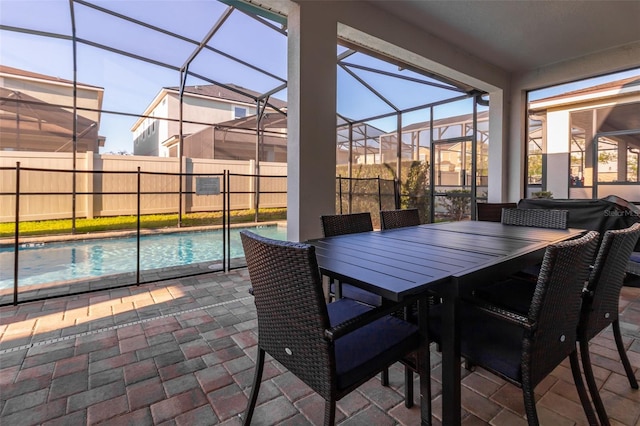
[0, 225, 286, 289]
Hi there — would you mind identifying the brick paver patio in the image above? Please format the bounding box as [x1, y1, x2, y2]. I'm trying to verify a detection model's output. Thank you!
[1, 270, 639, 425]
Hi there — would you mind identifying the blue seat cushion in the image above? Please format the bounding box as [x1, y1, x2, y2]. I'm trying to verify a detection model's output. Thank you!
[327, 298, 372, 326]
[328, 299, 419, 391]
[429, 303, 525, 383]
[473, 278, 537, 316]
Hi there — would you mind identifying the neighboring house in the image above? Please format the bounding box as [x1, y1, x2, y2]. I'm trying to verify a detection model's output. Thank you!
[184, 113, 287, 162]
[131, 84, 286, 158]
[528, 76, 640, 201]
[0, 65, 105, 152]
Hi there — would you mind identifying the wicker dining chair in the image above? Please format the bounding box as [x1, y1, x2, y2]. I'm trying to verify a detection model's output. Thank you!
[572, 223, 640, 425]
[471, 224, 640, 425]
[628, 251, 640, 276]
[320, 213, 381, 306]
[240, 231, 421, 426]
[501, 208, 570, 280]
[378, 208, 422, 406]
[319, 212, 395, 400]
[430, 231, 600, 426]
[380, 208, 421, 230]
[476, 202, 516, 222]
[501, 208, 569, 229]
[321, 212, 375, 237]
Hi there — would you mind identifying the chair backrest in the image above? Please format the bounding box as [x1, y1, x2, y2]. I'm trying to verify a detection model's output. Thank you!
[240, 231, 334, 397]
[476, 202, 517, 222]
[581, 222, 640, 340]
[320, 212, 373, 237]
[380, 208, 421, 230]
[526, 230, 598, 386]
[501, 208, 569, 229]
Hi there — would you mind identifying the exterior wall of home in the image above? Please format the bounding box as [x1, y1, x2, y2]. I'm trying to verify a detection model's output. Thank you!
[0, 151, 287, 223]
[133, 91, 260, 157]
[511, 41, 640, 202]
[0, 75, 102, 123]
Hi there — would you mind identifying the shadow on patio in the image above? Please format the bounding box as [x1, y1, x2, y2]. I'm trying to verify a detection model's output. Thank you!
[1, 270, 639, 425]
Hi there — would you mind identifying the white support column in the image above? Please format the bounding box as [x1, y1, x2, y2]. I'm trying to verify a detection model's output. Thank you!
[545, 110, 570, 198]
[487, 90, 511, 202]
[286, 2, 337, 242]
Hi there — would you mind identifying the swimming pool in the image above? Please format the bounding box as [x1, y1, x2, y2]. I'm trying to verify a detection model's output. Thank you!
[0, 225, 286, 289]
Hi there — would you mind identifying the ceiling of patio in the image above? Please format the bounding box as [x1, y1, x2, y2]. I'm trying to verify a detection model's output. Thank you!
[369, 0, 640, 72]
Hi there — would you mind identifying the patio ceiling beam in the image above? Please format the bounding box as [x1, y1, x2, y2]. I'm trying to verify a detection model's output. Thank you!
[339, 64, 399, 112]
[338, 38, 476, 94]
[257, 83, 288, 117]
[72, 0, 286, 88]
[344, 93, 472, 127]
[234, 7, 288, 36]
[340, 61, 466, 93]
[75, 37, 180, 72]
[181, 6, 234, 71]
[0, 25, 72, 42]
[219, 0, 287, 28]
[337, 49, 357, 61]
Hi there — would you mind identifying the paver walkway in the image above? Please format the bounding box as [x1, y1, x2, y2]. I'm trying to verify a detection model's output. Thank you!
[1, 270, 639, 425]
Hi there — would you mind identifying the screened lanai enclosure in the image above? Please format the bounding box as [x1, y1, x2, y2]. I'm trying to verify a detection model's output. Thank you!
[0, 0, 489, 304]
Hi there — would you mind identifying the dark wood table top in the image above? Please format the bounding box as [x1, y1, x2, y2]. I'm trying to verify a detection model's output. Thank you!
[313, 220, 585, 301]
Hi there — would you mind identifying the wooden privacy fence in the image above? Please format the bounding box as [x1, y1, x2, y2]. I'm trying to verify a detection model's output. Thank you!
[0, 152, 287, 222]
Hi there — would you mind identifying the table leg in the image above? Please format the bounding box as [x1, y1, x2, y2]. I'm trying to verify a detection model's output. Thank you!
[418, 296, 431, 425]
[440, 287, 461, 425]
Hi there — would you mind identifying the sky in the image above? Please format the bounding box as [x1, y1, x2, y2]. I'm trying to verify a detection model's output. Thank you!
[1, 0, 638, 154]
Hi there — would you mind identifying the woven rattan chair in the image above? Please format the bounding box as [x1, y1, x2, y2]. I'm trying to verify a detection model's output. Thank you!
[628, 252, 640, 276]
[321, 212, 374, 236]
[430, 231, 600, 426]
[240, 231, 421, 426]
[476, 202, 516, 222]
[380, 208, 421, 229]
[572, 223, 640, 425]
[472, 224, 640, 424]
[378, 208, 422, 406]
[320, 212, 394, 399]
[501, 208, 570, 280]
[320, 213, 381, 306]
[501, 208, 569, 229]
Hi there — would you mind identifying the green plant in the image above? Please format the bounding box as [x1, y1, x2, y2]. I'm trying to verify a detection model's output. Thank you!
[0, 208, 287, 238]
[531, 191, 553, 199]
[441, 189, 471, 221]
[401, 161, 431, 223]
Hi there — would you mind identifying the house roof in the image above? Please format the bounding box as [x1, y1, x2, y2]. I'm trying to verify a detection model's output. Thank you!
[214, 112, 287, 131]
[0, 87, 103, 150]
[533, 76, 640, 104]
[165, 83, 287, 109]
[0, 65, 104, 91]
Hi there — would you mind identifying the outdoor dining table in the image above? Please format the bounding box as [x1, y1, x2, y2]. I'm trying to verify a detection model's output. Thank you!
[311, 220, 586, 425]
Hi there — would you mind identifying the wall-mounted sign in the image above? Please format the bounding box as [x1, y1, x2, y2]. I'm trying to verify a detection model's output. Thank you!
[196, 177, 220, 195]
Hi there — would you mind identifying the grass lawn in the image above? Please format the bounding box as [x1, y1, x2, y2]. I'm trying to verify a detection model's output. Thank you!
[0, 208, 287, 238]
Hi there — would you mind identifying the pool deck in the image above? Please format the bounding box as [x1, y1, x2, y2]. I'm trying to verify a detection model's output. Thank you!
[1, 269, 639, 425]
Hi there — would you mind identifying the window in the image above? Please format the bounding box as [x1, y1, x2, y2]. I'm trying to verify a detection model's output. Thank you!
[234, 107, 247, 119]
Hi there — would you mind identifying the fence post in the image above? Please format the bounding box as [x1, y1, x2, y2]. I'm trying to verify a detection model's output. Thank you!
[13, 162, 20, 305]
[85, 152, 95, 219]
[377, 176, 382, 212]
[248, 159, 255, 212]
[225, 170, 229, 272]
[338, 176, 343, 214]
[136, 167, 141, 285]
